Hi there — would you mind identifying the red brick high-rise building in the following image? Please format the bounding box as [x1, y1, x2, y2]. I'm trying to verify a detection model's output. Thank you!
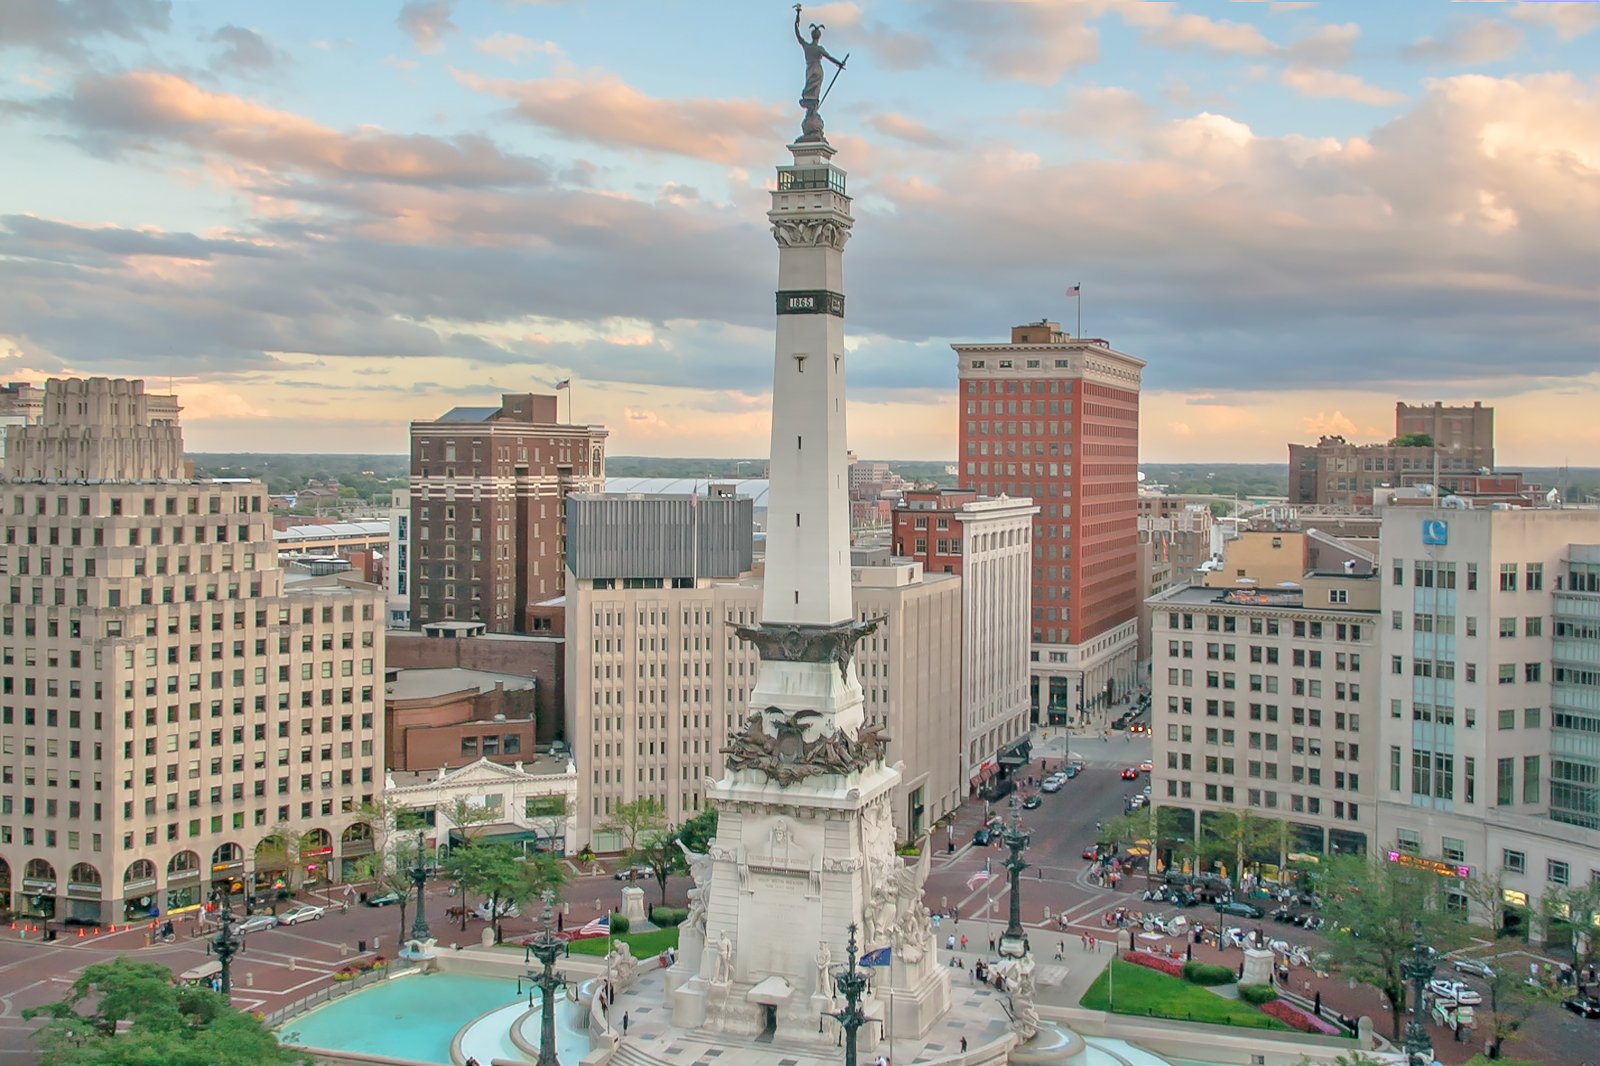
[408, 393, 606, 633]
[952, 321, 1145, 725]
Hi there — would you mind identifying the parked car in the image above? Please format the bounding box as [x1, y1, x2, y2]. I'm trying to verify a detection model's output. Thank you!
[236, 913, 278, 934]
[473, 899, 520, 921]
[1428, 979, 1483, 1006]
[1217, 901, 1264, 920]
[278, 904, 326, 926]
[1138, 760, 1154, 773]
[613, 865, 654, 882]
[1451, 958, 1495, 979]
[1129, 722, 1149, 734]
[1040, 778, 1063, 794]
[1022, 794, 1043, 810]
[1564, 995, 1600, 1019]
[1081, 845, 1100, 860]
[365, 890, 403, 907]
[1120, 768, 1139, 781]
[974, 827, 994, 847]
[1168, 890, 1200, 908]
[1064, 764, 1081, 779]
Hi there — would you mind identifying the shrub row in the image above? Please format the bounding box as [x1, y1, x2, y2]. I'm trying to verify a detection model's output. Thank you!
[651, 906, 688, 927]
[1182, 961, 1236, 986]
[609, 913, 630, 935]
[1237, 983, 1279, 1005]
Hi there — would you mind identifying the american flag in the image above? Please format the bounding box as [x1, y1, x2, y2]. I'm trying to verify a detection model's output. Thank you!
[965, 862, 994, 890]
[1066, 285, 1081, 297]
[555, 378, 571, 390]
[577, 913, 609, 937]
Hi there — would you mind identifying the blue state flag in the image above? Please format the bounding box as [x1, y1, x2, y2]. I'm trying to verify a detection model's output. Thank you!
[860, 946, 892, 967]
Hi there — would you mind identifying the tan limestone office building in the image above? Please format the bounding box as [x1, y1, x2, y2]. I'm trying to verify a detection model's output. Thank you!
[0, 378, 385, 924]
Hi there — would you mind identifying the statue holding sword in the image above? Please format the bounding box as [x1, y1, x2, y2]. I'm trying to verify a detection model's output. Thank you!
[794, 5, 848, 141]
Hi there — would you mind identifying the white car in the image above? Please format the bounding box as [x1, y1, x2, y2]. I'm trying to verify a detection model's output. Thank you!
[1428, 979, 1483, 1006]
[473, 899, 520, 921]
[236, 913, 278, 934]
[278, 904, 326, 925]
[1452, 958, 1495, 979]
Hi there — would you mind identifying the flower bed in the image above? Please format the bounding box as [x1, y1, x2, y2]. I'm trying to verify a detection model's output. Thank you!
[1260, 999, 1341, 1034]
[1121, 950, 1185, 977]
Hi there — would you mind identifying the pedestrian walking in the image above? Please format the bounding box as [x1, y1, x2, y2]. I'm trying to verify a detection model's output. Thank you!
[960, 935, 968, 950]
[960, 1037, 968, 1053]
[622, 1012, 630, 1034]
[989, 936, 996, 952]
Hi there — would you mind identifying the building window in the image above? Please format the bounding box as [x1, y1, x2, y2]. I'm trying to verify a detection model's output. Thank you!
[1441, 837, 1466, 864]
[1328, 589, 1348, 604]
[1500, 563, 1518, 591]
[1523, 755, 1540, 804]
[1503, 849, 1525, 874]
[1496, 757, 1514, 806]
[1548, 859, 1570, 886]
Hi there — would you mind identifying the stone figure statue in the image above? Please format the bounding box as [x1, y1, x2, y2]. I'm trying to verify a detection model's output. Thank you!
[676, 839, 713, 932]
[715, 930, 736, 984]
[994, 953, 1040, 1041]
[607, 940, 640, 985]
[815, 939, 833, 998]
[794, 5, 845, 140]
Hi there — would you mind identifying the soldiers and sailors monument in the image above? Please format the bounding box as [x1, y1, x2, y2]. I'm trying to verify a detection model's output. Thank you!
[604, 11, 1077, 1066]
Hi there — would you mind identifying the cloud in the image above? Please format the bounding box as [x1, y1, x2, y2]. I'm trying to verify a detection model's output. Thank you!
[35, 71, 549, 187]
[1116, 4, 1278, 56]
[1057, 85, 1153, 137]
[1280, 66, 1405, 106]
[1284, 22, 1360, 67]
[0, 0, 169, 57]
[926, 1, 1099, 86]
[397, 0, 456, 54]
[472, 32, 561, 64]
[866, 112, 947, 148]
[210, 25, 284, 72]
[1510, 1, 1600, 40]
[1404, 20, 1522, 65]
[455, 69, 784, 164]
[1301, 410, 1357, 438]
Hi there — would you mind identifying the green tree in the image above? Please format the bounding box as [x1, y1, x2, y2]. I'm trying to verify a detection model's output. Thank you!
[1199, 811, 1284, 886]
[637, 826, 687, 904]
[1318, 854, 1463, 1040]
[1462, 867, 1511, 938]
[23, 958, 304, 1066]
[1390, 432, 1435, 447]
[253, 826, 321, 894]
[1480, 960, 1552, 1060]
[601, 797, 668, 859]
[441, 797, 498, 846]
[446, 841, 567, 943]
[677, 807, 718, 853]
[352, 834, 422, 945]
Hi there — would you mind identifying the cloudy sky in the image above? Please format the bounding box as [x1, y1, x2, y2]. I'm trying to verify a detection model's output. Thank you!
[2, 1, 1598, 463]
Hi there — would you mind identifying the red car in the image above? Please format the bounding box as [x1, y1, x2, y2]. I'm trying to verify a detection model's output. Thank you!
[1120, 768, 1139, 780]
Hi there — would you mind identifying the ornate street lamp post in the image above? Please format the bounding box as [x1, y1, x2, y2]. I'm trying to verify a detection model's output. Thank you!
[827, 923, 870, 1066]
[525, 892, 568, 1066]
[409, 830, 432, 942]
[999, 796, 1031, 958]
[1400, 919, 1437, 1066]
[208, 890, 244, 999]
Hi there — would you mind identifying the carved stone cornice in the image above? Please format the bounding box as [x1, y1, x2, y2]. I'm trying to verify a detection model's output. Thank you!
[771, 218, 851, 251]
[721, 707, 891, 786]
[728, 617, 883, 682]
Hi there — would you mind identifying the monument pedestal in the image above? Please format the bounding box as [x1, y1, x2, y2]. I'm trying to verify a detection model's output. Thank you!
[621, 886, 647, 927]
[1240, 947, 1273, 987]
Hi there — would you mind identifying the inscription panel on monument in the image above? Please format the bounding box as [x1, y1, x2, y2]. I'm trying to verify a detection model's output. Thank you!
[753, 871, 806, 895]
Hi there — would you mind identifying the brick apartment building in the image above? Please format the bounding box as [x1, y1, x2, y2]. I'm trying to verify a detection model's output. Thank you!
[1289, 402, 1498, 507]
[952, 321, 1145, 724]
[408, 393, 606, 633]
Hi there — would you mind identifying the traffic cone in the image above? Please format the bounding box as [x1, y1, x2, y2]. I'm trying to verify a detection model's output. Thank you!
[94, 926, 102, 936]
[78, 928, 85, 938]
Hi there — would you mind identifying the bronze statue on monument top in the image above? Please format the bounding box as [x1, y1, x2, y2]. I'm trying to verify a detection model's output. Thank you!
[794, 5, 847, 142]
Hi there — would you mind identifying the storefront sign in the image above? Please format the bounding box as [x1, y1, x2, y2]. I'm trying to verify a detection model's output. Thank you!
[122, 877, 158, 895]
[1502, 889, 1528, 907]
[21, 878, 57, 893]
[167, 868, 200, 882]
[67, 882, 103, 898]
[1386, 851, 1470, 879]
[211, 861, 244, 873]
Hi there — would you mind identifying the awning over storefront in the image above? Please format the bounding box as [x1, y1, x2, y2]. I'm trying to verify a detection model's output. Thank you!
[969, 760, 999, 787]
[997, 737, 1032, 769]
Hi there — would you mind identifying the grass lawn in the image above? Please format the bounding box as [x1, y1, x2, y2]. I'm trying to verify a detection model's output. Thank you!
[1080, 960, 1292, 1031]
[565, 927, 681, 958]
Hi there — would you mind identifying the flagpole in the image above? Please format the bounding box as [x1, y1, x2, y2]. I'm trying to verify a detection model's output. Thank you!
[1076, 283, 1082, 338]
